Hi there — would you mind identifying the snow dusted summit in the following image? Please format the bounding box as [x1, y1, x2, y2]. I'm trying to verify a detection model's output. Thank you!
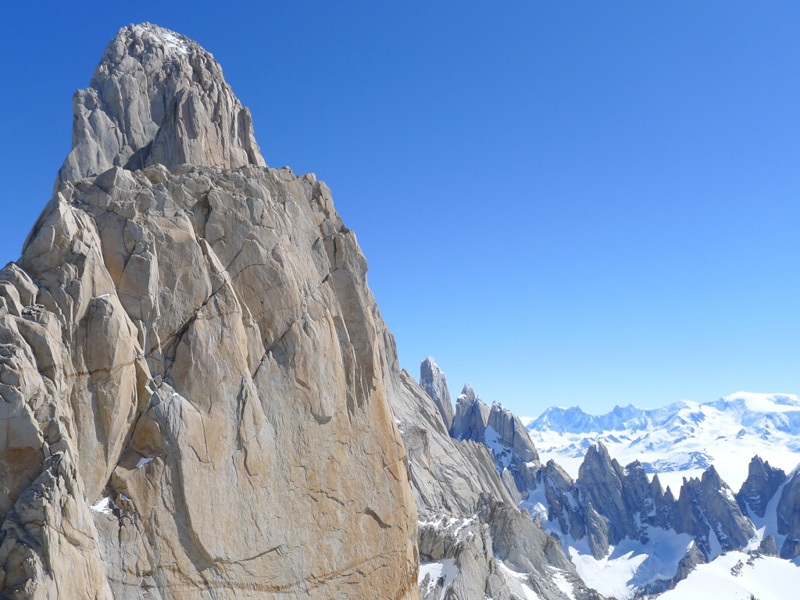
[58, 23, 265, 186]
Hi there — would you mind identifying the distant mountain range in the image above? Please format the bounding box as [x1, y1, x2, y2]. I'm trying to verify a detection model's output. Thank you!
[524, 392, 800, 491]
[441, 386, 800, 598]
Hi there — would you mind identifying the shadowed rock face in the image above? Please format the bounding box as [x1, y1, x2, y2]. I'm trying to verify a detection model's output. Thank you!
[487, 402, 539, 464]
[0, 24, 418, 600]
[448, 385, 538, 468]
[57, 23, 265, 186]
[575, 444, 664, 553]
[736, 455, 786, 518]
[539, 441, 755, 579]
[674, 466, 755, 558]
[450, 383, 489, 442]
[777, 468, 800, 559]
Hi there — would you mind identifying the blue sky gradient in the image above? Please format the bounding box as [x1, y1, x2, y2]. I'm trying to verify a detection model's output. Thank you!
[2, 1, 799, 416]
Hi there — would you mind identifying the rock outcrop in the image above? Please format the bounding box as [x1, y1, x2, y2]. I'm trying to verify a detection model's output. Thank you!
[537, 442, 755, 563]
[577, 445, 677, 554]
[729, 459, 800, 561]
[515, 439, 763, 595]
[0, 24, 417, 599]
[57, 23, 265, 187]
[449, 385, 540, 499]
[487, 402, 539, 465]
[674, 466, 755, 558]
[406, 360, 600, 599]
[776, 468, 800, 559]
[417, 513, 510, 600]
[450, 384, 490, 443]
[736, 456, 786, 518]
[390, 369, 513, 517]
[450, 388, 538, 466]
[419, 357, 454, 430]
[532, 443, 675, 560]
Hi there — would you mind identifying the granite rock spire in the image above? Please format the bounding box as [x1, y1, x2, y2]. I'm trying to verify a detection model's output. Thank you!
[57, 23, 265, 186]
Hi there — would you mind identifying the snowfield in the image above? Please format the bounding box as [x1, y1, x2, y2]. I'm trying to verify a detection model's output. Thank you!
[418, 558, 458, 599]
[657, 551, 800, 600]
[498, 563, 543, 600]
[566, 527, 694, 600]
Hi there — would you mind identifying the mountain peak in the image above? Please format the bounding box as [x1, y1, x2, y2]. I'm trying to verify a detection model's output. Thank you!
[57, 23, 265, 185]
[128, 23, 193, 58]
[419, 357, 454, 429]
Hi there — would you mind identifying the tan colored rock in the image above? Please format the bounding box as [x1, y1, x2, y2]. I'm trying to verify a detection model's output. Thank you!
[0, 23, 417, 600]
[0, 453, 114, 600]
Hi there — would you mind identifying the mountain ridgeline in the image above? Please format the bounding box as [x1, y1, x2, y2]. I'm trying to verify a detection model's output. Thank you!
[416, 361, 800, 598]
[0, 23, 797, 600]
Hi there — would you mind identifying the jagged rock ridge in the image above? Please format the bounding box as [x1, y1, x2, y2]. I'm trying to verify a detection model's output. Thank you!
[0, 24, 418, 599]
[416, 359, 800, 599]
[405, 361, 603, 600]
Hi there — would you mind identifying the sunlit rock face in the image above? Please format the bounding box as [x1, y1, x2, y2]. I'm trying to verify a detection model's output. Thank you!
[0, 24, 418, 599]
[406, 359, 605, 600]
[420, 357, 454, 430]
[57, 23, 265, 187]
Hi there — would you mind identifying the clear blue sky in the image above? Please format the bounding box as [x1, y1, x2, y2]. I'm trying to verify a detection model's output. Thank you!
[2, 1, 799, 417]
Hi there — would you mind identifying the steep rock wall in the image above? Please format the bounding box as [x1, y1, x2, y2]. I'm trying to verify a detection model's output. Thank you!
[0, 24, 417, 600]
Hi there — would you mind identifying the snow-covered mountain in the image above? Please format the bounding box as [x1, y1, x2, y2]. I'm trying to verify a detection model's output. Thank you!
[525, 392, 800, 491]
[414, 361, 800, 598]
[449, 383, 800, 598]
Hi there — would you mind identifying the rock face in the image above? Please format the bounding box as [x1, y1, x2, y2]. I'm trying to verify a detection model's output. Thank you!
[736, 456, 786, 518]
[450, 385, 538, 468]
[406, 360, 602, 600]
[57, 23, 265, 186]
[389, 367, 515, 518]
[450, 384, 490, 443]
[776, 468, 800, 559]
[447, 384, 543, 508]
[731, 459, 800, 562]
[487, 403, 539, 465]
[419, 357, 454, 430]
[533, 443, 674, 560]
[673, 466, 755, 558]
[0, 24, 417, 599]
[523, 440, 763, 595]
[538, 442, 755, 563]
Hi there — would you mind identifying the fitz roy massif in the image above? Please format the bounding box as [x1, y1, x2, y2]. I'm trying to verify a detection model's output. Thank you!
[0, 23, 798, 600]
